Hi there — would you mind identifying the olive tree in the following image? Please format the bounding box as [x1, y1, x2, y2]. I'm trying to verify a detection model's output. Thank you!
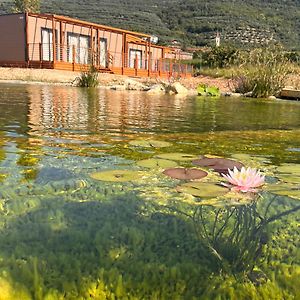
[13, 0, 40, 13]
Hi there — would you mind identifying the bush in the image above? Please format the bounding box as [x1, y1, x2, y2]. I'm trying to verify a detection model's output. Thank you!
[77, 66, 99, 87]
[194, 46, 239, 68]
[231, 46, 291, 98]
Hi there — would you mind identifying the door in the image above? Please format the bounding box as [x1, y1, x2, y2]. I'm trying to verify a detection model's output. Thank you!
[99, 38, 107, 68]
[79, 35, 89, 64]
[129, 49, 142, 69]
[41, 28, 53, 61]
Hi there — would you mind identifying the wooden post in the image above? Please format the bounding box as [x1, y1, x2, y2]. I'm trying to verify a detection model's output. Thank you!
[158, 59, 161, 77]
[39, 43, 42, 67]
[185, 64, 188, 77]
[72, 45, 76, 71]
[122, 33, 126, 75]
[96, 29, 100, 67]
[25, 13, 29, 66]
[91, 26, 94, 66]
[59, 21, 63, 61]
[134, 54, 138, 76]
[148, 38, 151, 77]
[52, 17, 56, 65]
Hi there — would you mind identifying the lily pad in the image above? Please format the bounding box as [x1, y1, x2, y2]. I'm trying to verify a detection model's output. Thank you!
[273, 189, 300, 199]
[192, 157, 244, 174]
[163, 168, 208, 180]
[155, 153, 198, 161]
[276, 174, 300, 184]
[137, 159, 178, 169]
[276, 164, 300, 175]
[90, 170, 141, 182]
[177, 182, 228, 198]
[129, 140, 172, 148]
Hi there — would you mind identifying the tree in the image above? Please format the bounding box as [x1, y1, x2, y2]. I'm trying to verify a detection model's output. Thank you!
[13, 0, 40, 13]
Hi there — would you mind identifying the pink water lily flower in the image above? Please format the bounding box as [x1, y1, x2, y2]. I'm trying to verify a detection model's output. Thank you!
[222, 167, 265, 193]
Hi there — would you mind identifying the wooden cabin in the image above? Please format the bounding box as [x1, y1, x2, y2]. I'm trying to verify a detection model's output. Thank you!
[0, 13, 193, 78]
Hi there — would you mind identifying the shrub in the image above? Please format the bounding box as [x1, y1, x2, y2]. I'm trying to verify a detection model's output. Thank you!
[77, 66, 99, 87]
[194, 46, 239, 68]
[231, 46, 291, 98]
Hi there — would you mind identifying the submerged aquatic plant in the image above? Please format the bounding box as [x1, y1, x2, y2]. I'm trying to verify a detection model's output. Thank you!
[222, 167, 265, 193]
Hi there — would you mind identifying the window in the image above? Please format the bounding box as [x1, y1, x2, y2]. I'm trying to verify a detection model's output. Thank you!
[129, 49, 143, 69]
[41, 28, 54, 61]
[67, 33, 90, 64]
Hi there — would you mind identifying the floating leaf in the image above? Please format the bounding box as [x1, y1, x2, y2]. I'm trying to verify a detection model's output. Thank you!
[276, 174, 300, 184]
[129, 140, 172, 148]
[265, 183, 295, 192]
[273, 189, 300, 199]
[177, 182, 228, 198]
[90, 170, 142, 182]
[193, 157, 244, 174]
[276, 164, 300, 175]
[163, 168, 208, 180]
[197, 84, 207, 95]
[155, 153, 198, 161]
[137, 159, 178, 169]
[206, 86, 220, 97]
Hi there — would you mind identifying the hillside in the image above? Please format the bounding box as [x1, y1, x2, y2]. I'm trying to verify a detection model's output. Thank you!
[0, 0, 299, 49]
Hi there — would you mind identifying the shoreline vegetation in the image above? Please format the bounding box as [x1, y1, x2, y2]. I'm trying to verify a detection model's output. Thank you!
[0, 64, 299, 99]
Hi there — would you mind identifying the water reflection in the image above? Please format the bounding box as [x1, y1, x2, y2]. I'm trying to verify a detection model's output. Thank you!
[22, 85, 300, 137]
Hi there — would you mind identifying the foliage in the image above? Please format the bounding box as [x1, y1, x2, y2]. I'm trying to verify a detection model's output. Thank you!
[197, 84, 220, 97]
[76, 66, 99, 88]
[285, 51, 300, 65]
[194, 46, 239, 68]
[232, 46, 291, 98]
[12, 0, 40, 13]
[1, 0, 300, 49]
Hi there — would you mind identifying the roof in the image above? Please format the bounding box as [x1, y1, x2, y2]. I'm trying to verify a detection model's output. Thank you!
[28, 13, 151, 38]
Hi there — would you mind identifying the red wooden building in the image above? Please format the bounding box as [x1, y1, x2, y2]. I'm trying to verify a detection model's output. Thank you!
[0, 13, 193, 78]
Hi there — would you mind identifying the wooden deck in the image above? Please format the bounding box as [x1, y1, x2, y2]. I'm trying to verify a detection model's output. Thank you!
[280, 88, 300, 100]
[0, 60, 192, 79]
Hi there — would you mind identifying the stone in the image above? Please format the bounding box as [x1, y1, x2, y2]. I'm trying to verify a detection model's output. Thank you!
[170, 82, 189, 95]
[124, 79, 150, 91]
[110, 85, 126, 91]
[147, 84, 165, 94]
[230, 93, 242, 97]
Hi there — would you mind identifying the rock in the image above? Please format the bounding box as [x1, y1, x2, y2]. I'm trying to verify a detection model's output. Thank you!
[110, 85, 126, 91]
[170, 82, 189, 95]
[124, 79, 150, 91]
[243, 91, 253, 97]
[268, 95, 277, 100]
[230, 93, 243, 97]
[188, 89, 198, 96]
[221, 92, 232, 97]
[147, 84, 165, 94]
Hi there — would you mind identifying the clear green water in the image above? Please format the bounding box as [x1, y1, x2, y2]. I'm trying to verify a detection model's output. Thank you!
[0, 83, 299, 300]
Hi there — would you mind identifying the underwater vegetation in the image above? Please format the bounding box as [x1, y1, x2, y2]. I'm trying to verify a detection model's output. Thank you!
[0, 85, 299, 299]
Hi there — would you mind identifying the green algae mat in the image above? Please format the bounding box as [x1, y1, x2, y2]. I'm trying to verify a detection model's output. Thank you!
[0, 84, 299, 299]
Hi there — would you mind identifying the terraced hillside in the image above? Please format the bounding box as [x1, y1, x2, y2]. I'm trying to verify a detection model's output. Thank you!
[0, 0, 299, 49]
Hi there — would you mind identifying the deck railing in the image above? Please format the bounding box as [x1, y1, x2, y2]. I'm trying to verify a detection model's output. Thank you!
[27, 43, 193, 78]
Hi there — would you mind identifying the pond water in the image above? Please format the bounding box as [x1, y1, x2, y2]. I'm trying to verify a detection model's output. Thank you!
[0, 83, 299, 299]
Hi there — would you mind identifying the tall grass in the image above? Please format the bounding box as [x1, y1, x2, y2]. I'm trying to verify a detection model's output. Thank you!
[77, 66, 99, 88]
[231, 47, 291, 98]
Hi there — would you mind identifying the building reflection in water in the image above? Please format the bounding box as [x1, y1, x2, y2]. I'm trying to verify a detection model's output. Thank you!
[26, 85, 191, 139]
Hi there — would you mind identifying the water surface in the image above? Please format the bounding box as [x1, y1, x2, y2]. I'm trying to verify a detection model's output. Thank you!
[0, 83, 299, 299]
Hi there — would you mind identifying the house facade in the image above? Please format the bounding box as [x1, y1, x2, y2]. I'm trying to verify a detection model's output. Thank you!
[0, 13, 193, 78]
